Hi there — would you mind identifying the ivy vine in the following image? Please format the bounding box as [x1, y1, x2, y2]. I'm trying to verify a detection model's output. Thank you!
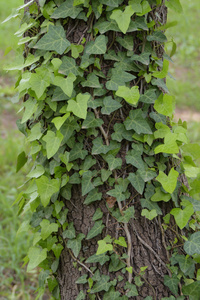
[4, 0, 200, 299]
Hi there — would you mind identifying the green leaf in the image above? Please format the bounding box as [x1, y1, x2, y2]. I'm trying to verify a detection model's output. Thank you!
[181, 143, 200, 160]
[36, 175, 60, 207]
[153, 60, 169, 79]
[147, 31, 167, 42]
[69, 142, 88, 161]
[86, 35, 108, 55]
[114, 237, 127, 247]
[164, 275, 179, 295]
[154, 132, 179, 154]
[106, 68, 135, 91]
[182, 281, 200, 298]
[67, 93, 90, 119]
[59, 56, 82, 76]
[90, 275, 112, 293]
[16, 151, 27, 173]
[29, 66, 52, 98]
[86, 220, 105, 239]
[141, 197, 162, 215]
[27, 165, 45, 178]
[81, 73, 102, 88]
[156, 168, 179, 194]
[76, 274, 88, 284]
[82, 171, 95, 196]
[63, 222, 76, 239]
[93, 208, 103, 221]
[110, 6, 134, 34]
[107, 185, 125, 202]
[75, 291, 86, 300]
[105, 154, 122, 171]
[116, 86, 140, 106]
[141, 209, 157, 220]
[154, 93, 175, 117]
[40, 219, 59, 240]
[82, 112, 104, 129]
[139, 89, 157, 104]
[21, 98, 38, 124]
[111, 123, 134, 142]
[52, 113, 70, 130]
[116, 35, 134, 51]
[101, 96, 122, 114]
[124, 109, 152, 134]
[124, 282, 138, 297]
[128, 173, 145, 194]
[165, 0, 183, 13]
[117, 206, 135, 223]
[53, 73, 76, 98]
[171, 201, 194, 230]
[27, 246, 47, 272]
[96, 240, 113, 255]
[86, 253, 110, 266]
[51, 0, 83, 19]
[67, 233, 85, 257]
[34, 24, 70, 55]
[151, 187, 171, 202]
[99, 0, 123, 7]
[84, 189, 102, 205]
[137, 169, 157, 182]
[43, 130, 63, 159]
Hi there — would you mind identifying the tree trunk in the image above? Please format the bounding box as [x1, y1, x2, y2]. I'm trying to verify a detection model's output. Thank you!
[55, 3, 173, 300]
[23, 1, 189, 299]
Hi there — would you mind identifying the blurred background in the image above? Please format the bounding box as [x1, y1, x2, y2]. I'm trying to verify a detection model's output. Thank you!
[0, 0, 199, 299]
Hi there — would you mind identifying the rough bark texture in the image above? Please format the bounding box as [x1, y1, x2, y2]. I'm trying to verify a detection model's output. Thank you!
[54, 4, 174, 300]
[23, 1, 184, 299]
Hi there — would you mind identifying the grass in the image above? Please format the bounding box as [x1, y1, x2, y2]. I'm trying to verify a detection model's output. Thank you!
[0, 0, 199, 299]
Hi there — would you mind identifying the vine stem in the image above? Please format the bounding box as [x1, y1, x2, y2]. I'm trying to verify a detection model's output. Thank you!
[93, 108, 109, 146]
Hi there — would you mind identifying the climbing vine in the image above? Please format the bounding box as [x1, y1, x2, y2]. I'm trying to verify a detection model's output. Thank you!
[4, 0, 200, 299]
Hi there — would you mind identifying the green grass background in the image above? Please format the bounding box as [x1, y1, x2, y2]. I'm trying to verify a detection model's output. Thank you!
[0, 0, 199, 299]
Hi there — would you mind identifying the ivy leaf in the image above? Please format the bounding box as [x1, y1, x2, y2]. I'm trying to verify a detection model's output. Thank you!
[67, 93, 90, 119]
[151, 187, 171, 203]
[53, 73, 76, 97]
[86, 253, 110, 266]
[171, 201, 194, 230]
[29, 66, 52, 98]
[164, 275, 179, 295]
[116, 86, 140, 106]
[105, 154, 122, 171]
[128, 173, 145, 195]
[184, 232, 200, 255]
[21, 98, 38, 123]
[141, 198, 162, 215]
[107, 185, 125, 202]
[116, 35, 134, 51]
[51, 0, 83, 19]
[154, 133, 179, 154]
[101, 96, 122, 114]
[124, 109, 152, 134]
[59, 56, 82, 76]
[34, 25, 70, 55]
[181, 143, 200, 160]
[154, 93, 175, 117]
[91, 277, 112, 294]
[139, 89, 157, 104]
[82, 171, 95, 196]
[52, 113, 70, 130]
[106, 68, 135, 91]
[67, 233, 85, 258]
[99, 0, 123, 7]
[36, 175, 60, 207]
[27, 246, 47, 272]
[81, 73, 102, 89]
[62, 222, 76, 239]
[137, 169, 157, 182]
[75, 291, 86, 300]
[86, 220, 105, 239]
[82, 112, 103, 129]
[84, 189, 102, 205]
[126, 150, 144, 169]
[156, 168, 179, 194]
[96, 240, 113, 255]
[110, 6, 134, 34]
[16, 151, 27, 173]
[165, 0, 183, 13]
[117, 206, 135, 223]
[76, 274, 88, 284]
[86, 35, 108, 55]
[141, 209, 157, 220]
[69, 142, 88, 161]
[40, 219, 59, 240]
[112, 123, 134, 142]
[124, 282, 138, 297]
[182, 281, 200, 298]
[153, 60, 169, 79]
[43, 130, 63, 159]
[93, 208, 103, 221]
[147, 31, 167, 43]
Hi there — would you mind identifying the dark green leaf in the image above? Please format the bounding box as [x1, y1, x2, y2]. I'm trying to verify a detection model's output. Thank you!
[86, 220, 105, 239]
